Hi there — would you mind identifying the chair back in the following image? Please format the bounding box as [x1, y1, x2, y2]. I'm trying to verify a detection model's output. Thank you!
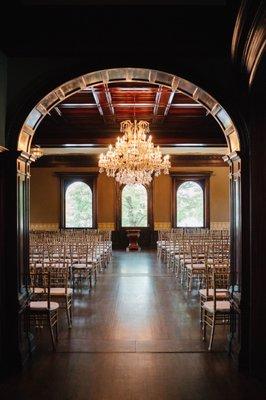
[29, 269, 52, 309]
[49, 263, 69, 294]
[212, 269, 230, 311]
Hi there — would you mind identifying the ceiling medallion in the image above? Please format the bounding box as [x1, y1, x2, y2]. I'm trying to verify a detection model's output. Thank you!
[98, 120, 171, 185]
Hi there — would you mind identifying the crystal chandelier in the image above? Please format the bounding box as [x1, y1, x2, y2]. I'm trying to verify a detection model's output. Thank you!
[98, 120, 171, 185]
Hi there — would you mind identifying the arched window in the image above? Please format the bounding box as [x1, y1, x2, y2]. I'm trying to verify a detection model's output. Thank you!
[121, 184, 148, 227]
[65, 181, 92, 228]
[176, 181, 204, 227]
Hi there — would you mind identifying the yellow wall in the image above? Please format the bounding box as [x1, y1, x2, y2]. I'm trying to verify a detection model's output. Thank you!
[154, 166, 230, 224]
[30, 166, 229, 230]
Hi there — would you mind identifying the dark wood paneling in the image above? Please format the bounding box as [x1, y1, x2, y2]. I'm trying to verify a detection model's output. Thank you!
[0, 151, 34, 377]
[34, 121, 225, 147]
[112, 229, 157, 250]
[223, 152, 243, 367]
[170, 155, 226, 166]
[232, 0, 266, 87]
[33, 155, 100, 168]
[32, 154, 226, 168]
[248, 63, 266, 378]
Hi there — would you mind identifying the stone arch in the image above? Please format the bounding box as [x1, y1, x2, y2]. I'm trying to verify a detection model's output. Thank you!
[17, 67, 240, 154]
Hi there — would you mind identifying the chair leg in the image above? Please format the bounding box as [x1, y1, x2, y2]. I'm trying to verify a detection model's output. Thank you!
[189, 273, 193, 291]
[69, 298, 73, 323]
[55, 312, 59, 342]
[48, 314, 56, 351]
[202, 310, 206, 341]
[208, 316, 216, 351]
[66, 297, 72, 329]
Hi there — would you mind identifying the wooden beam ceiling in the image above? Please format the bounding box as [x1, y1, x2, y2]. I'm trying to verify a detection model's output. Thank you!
[34, 82, 226, 147]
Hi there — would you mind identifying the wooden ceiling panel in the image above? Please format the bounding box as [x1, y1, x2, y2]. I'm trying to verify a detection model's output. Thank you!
[60, 91, 95, 104]
[60, 108, 99, 116]
[172, 92, 199, 104]
[167, 107, 206, 117]
[34, 81, 226, 147]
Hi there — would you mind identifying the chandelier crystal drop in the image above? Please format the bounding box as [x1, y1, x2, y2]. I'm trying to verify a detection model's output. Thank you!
[98, 120, 171, 185]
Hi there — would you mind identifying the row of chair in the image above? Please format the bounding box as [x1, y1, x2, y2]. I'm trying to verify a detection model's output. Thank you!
[27, 230, 112, 350]
[157, 228, 230, 350]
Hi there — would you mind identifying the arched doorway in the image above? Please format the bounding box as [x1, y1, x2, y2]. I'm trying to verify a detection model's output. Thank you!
[1, 68, 244, 372]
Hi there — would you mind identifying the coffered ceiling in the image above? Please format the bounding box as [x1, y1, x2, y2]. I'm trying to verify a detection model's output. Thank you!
[34, 82, 226, 148]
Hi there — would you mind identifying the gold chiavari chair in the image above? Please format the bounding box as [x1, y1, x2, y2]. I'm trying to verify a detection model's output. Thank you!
[162, 232, 171, 263]
[185, 243, 208, 291]
[71, 244, 94, 288]
[202, 269, 230, 351]
[48, 263, 73, 329]
[28, 270, 59, 351]
[199, 263, 230, 327]
[177, 238, 191, 284]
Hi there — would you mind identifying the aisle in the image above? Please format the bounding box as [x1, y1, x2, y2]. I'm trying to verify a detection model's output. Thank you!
[58, 250, 224, 352]
[2, 251, 266, 400]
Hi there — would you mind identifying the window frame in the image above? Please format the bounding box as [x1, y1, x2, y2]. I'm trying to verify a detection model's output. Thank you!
[116, 182, 153, 230]
[171, 172, 211, 228]
[56, 173, 98, 229]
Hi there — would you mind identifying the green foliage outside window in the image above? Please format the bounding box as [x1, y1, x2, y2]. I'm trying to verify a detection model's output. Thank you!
[177, 181, 203, 227]
[65, 181, 92, 228]
[122, 184, 148, 227]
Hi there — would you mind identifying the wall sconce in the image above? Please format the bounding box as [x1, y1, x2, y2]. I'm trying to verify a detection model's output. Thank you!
[31, 145, 44, 159]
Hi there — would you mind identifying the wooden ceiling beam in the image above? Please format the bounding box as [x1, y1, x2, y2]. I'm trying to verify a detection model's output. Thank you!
[59, 103, 97, 108]
[58, 102, 204, 109]
[164, 91, 176, 117]
[34, 138, 226, 147]
[54, 106, 62, 116]
[35, 83, 226, 151]
[103, 83, 116, 125]
[153, 85, 163, 120]
[103, 84, 115, 116]
[91, 86, 106, 121]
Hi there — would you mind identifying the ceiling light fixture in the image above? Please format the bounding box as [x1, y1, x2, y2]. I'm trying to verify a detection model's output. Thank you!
[31, 145, 44, 159]
[98, 120, 171, 185]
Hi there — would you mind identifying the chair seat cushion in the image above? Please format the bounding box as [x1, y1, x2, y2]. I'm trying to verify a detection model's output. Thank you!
[186, 263, 205, 270]
[29, 301, 59, 311]
[50, 288, 73, 296]
[203, 300, 230, 313]
[32, 287, 45, 294]
[199, 288, 228, 299]
[72, 263, 93, 269]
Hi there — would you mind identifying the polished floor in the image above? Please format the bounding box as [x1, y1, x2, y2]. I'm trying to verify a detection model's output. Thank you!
[1, 251, 266, 399]
[58, 250, 225, 353]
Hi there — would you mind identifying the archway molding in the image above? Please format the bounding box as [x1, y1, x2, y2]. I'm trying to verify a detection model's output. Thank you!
[17, 67, 240, 154]
[0, 67, 244, 374]
[16, 67, 242, 365]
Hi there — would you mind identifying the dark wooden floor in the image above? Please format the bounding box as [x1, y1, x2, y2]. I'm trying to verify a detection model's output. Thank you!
[57, 250, 227, 352]
[1, 251, 266, 399]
